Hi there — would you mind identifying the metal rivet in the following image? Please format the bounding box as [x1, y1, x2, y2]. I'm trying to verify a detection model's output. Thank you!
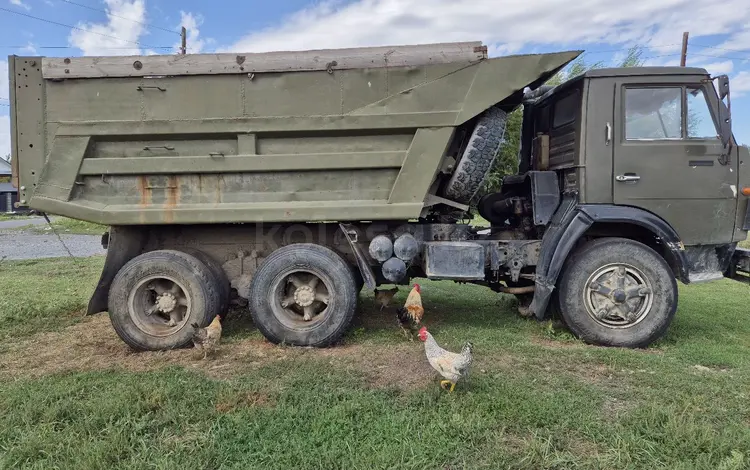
[133, 60, 143, 70]
[20, 186, 25, 191]
[63, 58, 71, 65]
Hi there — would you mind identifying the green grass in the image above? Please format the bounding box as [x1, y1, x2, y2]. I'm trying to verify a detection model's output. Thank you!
[0, 258, 749, 469]
[0, 213, 33, 221]
[30, 217, 107, 235]
[0, 257, 104, 339]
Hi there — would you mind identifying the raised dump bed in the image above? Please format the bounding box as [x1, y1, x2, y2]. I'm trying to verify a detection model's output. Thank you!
[8, 42, 578, 224]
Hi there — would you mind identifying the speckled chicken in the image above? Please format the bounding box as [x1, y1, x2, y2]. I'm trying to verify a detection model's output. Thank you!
[191, 314, 223, 359]
[418, 327, 473, 392]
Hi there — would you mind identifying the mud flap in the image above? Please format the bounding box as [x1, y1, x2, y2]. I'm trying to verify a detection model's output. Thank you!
[86, 226, 147, 315]
[529, 195, 592, 319]
[339, 223, 377, 290]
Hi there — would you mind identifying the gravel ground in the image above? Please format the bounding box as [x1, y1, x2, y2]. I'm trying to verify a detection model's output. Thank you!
[0, 229, 105, 260]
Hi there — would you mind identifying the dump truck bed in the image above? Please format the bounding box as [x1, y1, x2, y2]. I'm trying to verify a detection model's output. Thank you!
[8, 42, 578, 224]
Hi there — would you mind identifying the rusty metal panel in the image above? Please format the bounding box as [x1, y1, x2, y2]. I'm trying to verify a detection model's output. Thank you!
[10, 45, 580, 224]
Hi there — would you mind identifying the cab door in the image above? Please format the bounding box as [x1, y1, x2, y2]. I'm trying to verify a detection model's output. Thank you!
[612, 79, 738, 245]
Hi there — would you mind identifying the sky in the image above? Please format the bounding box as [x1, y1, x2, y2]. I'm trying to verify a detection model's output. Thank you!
[2, 0, 750, 160]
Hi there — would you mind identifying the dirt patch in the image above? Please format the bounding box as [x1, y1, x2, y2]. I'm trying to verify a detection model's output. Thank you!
[0, 314, 437, 392]
[215, 391, 274, 412]
[0, 314, 293, 380]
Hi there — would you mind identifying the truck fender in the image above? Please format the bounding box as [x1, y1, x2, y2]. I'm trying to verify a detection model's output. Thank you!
[528, 201, 688, 320]
[86, 226, 147, 315]
[338, 223, 377, 290]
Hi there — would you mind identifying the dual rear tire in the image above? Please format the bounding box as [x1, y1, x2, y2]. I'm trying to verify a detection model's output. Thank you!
[108, 244, 359, 351]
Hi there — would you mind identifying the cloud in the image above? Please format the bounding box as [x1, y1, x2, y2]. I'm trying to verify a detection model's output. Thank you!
[175, 11, 208, 53]
[693, 60, 734, 76]
[731, 70, 750, 97]
[68, 0, 147, 56]
[714, 22, 750, 53]
[1, 60, 9, 159]
[9, 0, 31, 11]
[19, 42, 37, 55]
[222, 0, 750, 54]
[0, 115, 9, 160]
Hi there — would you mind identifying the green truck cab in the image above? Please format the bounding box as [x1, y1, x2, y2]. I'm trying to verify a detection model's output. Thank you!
[7, 42, 750, 350]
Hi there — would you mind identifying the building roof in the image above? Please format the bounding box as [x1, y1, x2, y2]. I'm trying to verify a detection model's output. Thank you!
[0, 159, 11, 176]
[0, 182, 17, 192]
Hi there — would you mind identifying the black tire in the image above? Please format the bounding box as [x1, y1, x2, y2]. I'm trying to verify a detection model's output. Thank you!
[248, 243, 358, 347]
[442, 106, 508, 204]
[108, 250, 221, 351]
[557, 238, 677, 348]
[184, 249, 231, 313]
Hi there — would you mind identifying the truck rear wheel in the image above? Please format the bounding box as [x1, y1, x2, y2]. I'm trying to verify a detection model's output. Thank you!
[557, 238, 677, 348]
[184, 249, 231, 313]
[248, 244, 358, 347]
[442, 106, 508, 204]
[108, 250, 221, 351]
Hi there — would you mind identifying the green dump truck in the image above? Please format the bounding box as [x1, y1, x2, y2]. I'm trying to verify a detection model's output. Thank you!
[8, 41, 750, 350]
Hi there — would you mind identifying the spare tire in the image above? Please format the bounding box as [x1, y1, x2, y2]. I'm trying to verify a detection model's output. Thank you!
[442, 106, 508, 204]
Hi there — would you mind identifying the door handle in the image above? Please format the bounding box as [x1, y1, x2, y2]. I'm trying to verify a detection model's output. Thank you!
[615, 174, 641, 182]
[605, 122, 612, 146]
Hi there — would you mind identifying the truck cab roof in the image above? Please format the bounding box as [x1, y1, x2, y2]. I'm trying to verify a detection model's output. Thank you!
[582, 66, 709, 78]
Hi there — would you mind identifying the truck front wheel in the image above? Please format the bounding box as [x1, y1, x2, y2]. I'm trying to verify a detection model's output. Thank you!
[557, 238, 677, 348]
[248, 244, 358, 347]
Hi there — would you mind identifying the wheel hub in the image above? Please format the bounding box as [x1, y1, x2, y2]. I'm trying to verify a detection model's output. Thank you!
[293, 285, 316, 307]
[584, 264, 654, 328]
[155, 292, 177, 313]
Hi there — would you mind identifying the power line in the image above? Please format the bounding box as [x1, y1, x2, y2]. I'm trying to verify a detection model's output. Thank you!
[0, 45, 173, 50]
[0, 6, 161, 48]
[60, 0, 180, 35]
[581, 44, 682, 55]
[689, 43, 750, 55]
[684, 51, 750, 61]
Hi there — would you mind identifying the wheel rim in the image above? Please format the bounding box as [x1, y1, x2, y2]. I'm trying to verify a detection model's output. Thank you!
[583, 263, 653, 328]
[128, 275, 192, 337]
[270, 270, 331, 329]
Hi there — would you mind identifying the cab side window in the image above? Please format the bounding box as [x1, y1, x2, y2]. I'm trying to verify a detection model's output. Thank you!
[625, 88, 682, 140]
[687, 88, 719, 139]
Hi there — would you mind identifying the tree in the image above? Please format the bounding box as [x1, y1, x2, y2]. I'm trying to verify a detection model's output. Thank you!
[480, 46, 645, 197]
[1, 154, 9, 163]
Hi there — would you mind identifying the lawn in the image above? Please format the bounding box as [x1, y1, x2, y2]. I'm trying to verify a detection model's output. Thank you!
[0, 257, 748, 469]
[29, 217, 107, 235]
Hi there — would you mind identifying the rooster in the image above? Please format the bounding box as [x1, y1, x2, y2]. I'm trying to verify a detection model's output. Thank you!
[374, 286, 399, 311]
[418, 327, 473, 393]
[396, 283, 423, 340]
[191, 314, 223, 359]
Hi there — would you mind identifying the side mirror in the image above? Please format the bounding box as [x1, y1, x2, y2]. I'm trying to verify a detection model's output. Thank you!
[717, 75, 730, 100]
[714, 75, 732, 149]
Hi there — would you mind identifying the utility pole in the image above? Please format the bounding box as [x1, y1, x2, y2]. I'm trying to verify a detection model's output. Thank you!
[680, 31, 689, 67]
[180, 27, 187, 55]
